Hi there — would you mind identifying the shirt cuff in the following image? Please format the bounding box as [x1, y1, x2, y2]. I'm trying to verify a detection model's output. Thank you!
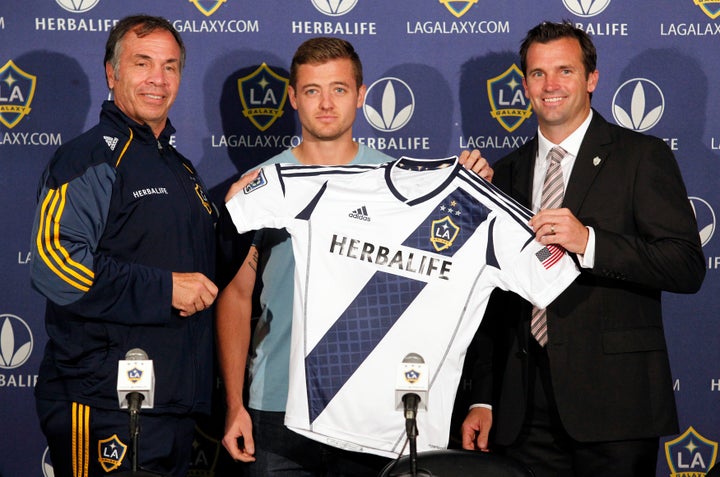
[577, 226, 595, 268]
[469, 403, 492, 411]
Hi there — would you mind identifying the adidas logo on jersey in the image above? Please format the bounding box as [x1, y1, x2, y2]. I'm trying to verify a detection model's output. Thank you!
[348, 206, 371, 221]
[104, 135, 118, 151]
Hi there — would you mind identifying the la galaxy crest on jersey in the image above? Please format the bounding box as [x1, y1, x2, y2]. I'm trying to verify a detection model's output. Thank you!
[431, 216, 459, 252]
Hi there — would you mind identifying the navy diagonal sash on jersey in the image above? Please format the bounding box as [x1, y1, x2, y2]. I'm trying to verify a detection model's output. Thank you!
[305, 187, 490, 422]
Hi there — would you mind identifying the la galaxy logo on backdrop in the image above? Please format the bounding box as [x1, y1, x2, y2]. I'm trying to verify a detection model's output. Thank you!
[238, 63, 288, 132]
[487, 64, 532, 133]
[190, 0, 227, 17]
[695, 0, 720, 19]
[665, 427, 718, 476]
[0, 60, 36, 129]
[439, 0, 478, 18]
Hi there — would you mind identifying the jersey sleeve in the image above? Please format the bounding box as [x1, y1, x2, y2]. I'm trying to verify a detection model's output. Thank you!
[224, 163, 328, 234]
[488, 208, 579, 309]
[30, 159, 172, 325]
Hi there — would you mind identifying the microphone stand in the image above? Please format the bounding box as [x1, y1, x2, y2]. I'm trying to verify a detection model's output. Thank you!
[403, 393, 420, 477]
[127, 392, 144, 473]
[114, 407, 164, 476]
[130, 406, 140, 472]
[406, 416, 418, 477]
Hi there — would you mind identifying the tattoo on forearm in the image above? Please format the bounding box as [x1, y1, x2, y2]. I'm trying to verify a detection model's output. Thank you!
[248, 248, 259, 273]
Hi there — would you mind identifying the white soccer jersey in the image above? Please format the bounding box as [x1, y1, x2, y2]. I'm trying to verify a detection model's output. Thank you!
[226, 156, 579, 458]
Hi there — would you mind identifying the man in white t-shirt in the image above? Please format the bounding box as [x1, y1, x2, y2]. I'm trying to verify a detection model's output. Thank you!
[216, 37, 493, 476]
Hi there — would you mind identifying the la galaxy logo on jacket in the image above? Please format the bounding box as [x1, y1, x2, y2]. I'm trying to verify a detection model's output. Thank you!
[98, 434, 127, 472]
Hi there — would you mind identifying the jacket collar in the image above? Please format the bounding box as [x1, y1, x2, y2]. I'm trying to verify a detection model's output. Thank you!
[100, 100, 176, 146]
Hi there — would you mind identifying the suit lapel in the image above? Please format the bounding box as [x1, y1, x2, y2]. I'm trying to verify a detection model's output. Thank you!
[562, 111, 612, 214]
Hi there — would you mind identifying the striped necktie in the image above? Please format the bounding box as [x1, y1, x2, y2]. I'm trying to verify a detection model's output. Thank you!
[531, 146, 566, 346]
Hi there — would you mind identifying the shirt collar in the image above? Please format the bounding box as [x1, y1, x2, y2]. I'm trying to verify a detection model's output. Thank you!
[537, 109, 593, 161]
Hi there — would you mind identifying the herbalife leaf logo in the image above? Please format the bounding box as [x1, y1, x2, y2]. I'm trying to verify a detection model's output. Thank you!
[690, 197, 716, 247]
[311, 0, 358, 16]
[0, 314, 33, 370]
[55, 0, 101, 13]
[363, 77, 415, 132]
[562, 0, 611, 17]
[611, 78, 665, 132]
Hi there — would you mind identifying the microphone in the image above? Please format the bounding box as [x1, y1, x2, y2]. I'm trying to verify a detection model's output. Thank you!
[395, 353, 428, 476]
[117, 348, 155, 411]
[395, 352, 429, 418]
[116, 349, 156, 474]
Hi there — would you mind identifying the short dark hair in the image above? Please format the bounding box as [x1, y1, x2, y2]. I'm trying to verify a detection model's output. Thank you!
[519, 20, 597, 78]
[289, 37, 363, 89]
[104, 15, 185, 81]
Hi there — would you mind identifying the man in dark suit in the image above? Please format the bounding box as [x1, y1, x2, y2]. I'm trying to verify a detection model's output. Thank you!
[460, 21, 706, 477]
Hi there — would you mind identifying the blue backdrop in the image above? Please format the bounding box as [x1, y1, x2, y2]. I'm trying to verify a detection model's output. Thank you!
[1, 1, 718, 476]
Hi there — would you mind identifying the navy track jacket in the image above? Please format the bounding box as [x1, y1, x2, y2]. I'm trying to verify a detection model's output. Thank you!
[30, 101, 217, 415]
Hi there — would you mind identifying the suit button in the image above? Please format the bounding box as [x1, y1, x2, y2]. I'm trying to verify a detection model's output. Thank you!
[515, 348, 528, 358]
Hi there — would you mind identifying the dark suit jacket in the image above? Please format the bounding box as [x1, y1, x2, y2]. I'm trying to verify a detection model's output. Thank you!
[471, 111, 705, 444]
